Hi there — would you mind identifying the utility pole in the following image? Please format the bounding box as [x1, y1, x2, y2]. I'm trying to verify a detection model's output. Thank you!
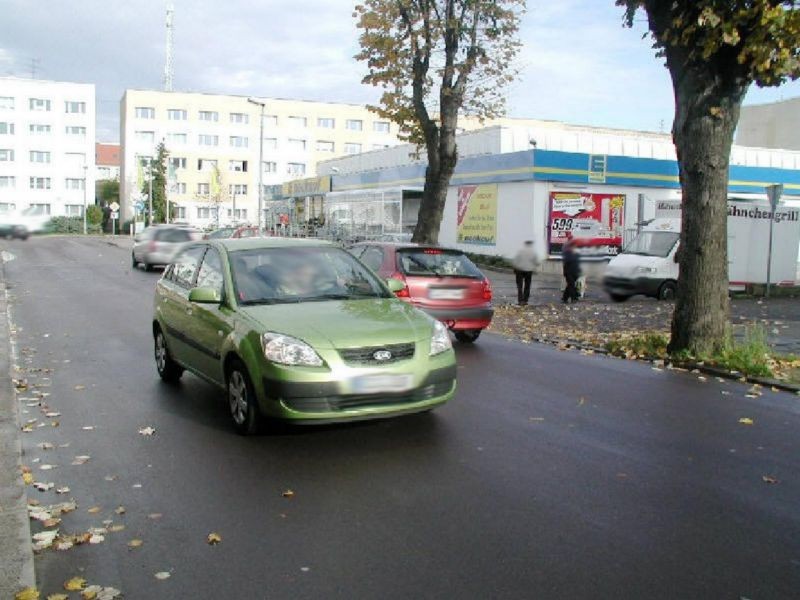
[82, 164, 88, 234]
[148, 161, 154, 227]
[163, 3, 175, 92]
[247, 98, 266, 231]
[765, 184, 784, 298]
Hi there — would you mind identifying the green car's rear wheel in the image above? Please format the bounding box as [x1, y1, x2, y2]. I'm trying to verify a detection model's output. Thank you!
[227, 360, 260, 435]
[154, 328, 183, 382]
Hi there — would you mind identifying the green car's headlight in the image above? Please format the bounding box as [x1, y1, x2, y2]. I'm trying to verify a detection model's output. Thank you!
[429, 320, 453, 356]
[261, 332, 323, 367]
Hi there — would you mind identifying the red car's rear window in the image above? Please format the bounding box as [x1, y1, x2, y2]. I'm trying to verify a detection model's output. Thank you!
[397, 248, 483, 278]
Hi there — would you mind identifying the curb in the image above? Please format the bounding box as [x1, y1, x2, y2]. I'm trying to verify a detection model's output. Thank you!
[517, 333, 800, 393]
[0, 253, 36, 597]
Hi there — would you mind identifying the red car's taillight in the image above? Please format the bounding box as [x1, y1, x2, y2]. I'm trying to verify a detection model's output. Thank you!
[390, 272, 410, 298]
[481, 278, 493, 301]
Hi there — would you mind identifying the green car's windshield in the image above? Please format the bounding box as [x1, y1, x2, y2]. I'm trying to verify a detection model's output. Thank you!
[623, 231, 679, 258]
[231, 246, 392, 305]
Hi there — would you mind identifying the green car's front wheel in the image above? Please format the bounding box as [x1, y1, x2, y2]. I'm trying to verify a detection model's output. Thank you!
[154, 328, 183, 382]
[227, 360, 260, 435]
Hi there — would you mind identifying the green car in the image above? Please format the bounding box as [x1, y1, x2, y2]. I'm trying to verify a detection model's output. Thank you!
[152, 238, 457, 434]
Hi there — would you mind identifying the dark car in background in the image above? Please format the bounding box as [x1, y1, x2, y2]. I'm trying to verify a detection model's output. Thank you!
[132, 225, 202, 271]
[0, 223, 29, 240]
[349, 242, 494, 343]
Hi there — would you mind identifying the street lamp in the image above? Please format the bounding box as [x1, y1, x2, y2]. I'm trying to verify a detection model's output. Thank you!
[82, 163, 88, 235]
[247, 97, 266, 231]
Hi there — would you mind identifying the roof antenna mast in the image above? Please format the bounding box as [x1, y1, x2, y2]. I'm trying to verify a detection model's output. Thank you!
[163, 2, 175, 91]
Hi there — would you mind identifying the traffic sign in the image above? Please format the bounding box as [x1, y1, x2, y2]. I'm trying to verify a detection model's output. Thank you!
[111, 211, 119, 220]
[109, 201, 120, 212]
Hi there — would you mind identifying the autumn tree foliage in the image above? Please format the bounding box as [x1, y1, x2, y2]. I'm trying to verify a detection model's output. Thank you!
[355, 0, 524, 244]
[619, 0, 800, 355]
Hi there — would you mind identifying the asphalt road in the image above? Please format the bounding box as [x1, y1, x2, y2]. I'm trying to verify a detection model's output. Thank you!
[4, 236, 800, 599]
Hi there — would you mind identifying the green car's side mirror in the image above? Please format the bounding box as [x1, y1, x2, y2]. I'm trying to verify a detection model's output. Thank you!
[189, 287, 222, 304]
[385, 278, 406, 294]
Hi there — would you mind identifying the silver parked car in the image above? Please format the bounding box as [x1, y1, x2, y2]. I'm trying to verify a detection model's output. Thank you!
[132, 225, 202, 271]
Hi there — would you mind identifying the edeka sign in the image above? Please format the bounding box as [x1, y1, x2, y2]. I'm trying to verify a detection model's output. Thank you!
[282, 175, 331, 198]
[456, 184, 497, 246]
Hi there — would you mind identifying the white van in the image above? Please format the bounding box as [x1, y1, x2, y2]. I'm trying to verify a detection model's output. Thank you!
[603, 199, 800, 301]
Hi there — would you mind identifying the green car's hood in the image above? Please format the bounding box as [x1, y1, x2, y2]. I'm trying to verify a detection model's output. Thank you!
[239, 298, 433, 349]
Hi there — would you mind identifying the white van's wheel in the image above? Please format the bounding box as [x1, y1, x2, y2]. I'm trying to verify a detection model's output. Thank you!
[657, 281, 677, 301]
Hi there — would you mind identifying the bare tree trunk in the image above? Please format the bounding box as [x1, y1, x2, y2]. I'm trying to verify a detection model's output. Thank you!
[668, 73, 746, 355]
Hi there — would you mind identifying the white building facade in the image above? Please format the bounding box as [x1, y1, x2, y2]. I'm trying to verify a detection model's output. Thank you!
[0, 77, 96, 218]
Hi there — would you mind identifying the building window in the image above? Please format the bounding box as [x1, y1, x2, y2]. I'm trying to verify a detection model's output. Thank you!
[196, 206, 216, 219]
[198, 110, 219, 122]
[65, 125, 86, 137]
[229, 160, 248, 172]
[317, 117, 335, 129]
[229, 184, 248, 195]
[0, 97, 14, 110]
[199, 134, 219, 146]
[97, 166, 112, 179]
[262, 161, 277, 173]
[316, 140, 335, 152]
[29, 177, 51, 190]
[135, 130, 155, 144]
[170, 182, 187, 194]
[0, 149, 13, 162]
[65, 101, 86, 114]
[166, 132, 187, 144]
[30, 151, 51, 163]
[27, 203, 51, 215]
[174, 206, 187, 219]
[197, 183, 210, 195]
[229, 135, 248, 148]
[230, 112, 249, 124]
[263, 137, 277, 149]
[29, 98, 51, 112]
[0, 122, 14, 135]
[197, 158, 217, 171]
[65, 152, 86, 167]
[0, 176, 15, 188]
[65, 178, 85, 190]
[288, 138, 306, 151]
[64, 204, 84, 217]
[346, 119, 363, 131]
[134, 106, 154, 119]
[344, 143, 362, 155]
[288, 116, 307, 128]
[287, 162, 306, 176]
[0, 202, 16, 213]
[169, 157, 187, 170]
[373, 121, 390, 133]
[167, 109, 187, 120]
[264, 115, 278, 127]
[372, 143, 389, 150]
[227, 208, 247, 220]
[29, 124, 51, 135]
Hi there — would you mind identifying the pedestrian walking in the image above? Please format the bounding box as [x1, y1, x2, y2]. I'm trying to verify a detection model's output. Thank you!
[512, 240, 540, 305]
[562, 238, 582, 304]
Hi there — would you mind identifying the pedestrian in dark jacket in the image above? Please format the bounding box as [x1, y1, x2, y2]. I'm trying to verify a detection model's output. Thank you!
[562, 239, 582, 304]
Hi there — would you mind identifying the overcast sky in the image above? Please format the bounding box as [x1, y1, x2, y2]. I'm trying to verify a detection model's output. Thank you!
[2, 0, 798, 143]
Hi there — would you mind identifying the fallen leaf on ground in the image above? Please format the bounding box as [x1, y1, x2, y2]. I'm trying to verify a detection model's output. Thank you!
[103, 475, 117, 482]
[88, 534, 105, 544]
[282, 489, 295, 498]
[44, 411, 60, 418]
[64, 577, 87, 591]
[81, 426, 94, 431]
[154, 572, 171, 580]
[72, 456, 91, 465]
[762, 475, 780, 484]
[738, 417, 754, 425]
[36, 442, 54, 450]
[74, 385, 86, 391]
[127, 539, 143, 549]
[108, 524, 125, 533]
[87, 506, 101, 514]
[55, 486, 70, 495]
[207, 532, 222, 545]
[114, 506, 125, 515]
[39, 464, 57, 470]
[33, 482, 54, 492]
[46, 594, 67, 600]
[13, 586, 39, 600]
[528, 417, 544, 422]
[22, 472, 34, 485]
[32, 530, 59, 551]
[148, 513, 162, 520]
[138, 426, 156, 436]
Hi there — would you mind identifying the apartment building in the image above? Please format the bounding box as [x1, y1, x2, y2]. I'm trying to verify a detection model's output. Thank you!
[119, 89, 404, 226]
[0, 77, 96, 219]
[96, 142, 120, 180]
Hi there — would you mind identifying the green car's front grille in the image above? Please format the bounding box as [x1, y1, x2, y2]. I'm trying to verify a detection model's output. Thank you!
[283, 380, 453, 413]
[338, 342, 415, 365]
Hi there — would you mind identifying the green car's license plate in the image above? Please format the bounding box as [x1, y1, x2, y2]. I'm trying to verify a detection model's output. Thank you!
[350, 374, 414, 394]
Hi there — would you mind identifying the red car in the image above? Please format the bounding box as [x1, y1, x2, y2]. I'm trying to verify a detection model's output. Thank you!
[205, 226, 261, 240]
[349, 242, 493, 343]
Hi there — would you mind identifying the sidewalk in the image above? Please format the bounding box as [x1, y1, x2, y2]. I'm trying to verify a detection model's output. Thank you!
[0, 260, 35, 598]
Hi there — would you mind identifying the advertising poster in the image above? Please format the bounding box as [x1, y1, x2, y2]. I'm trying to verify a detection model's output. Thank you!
[549, 192, 625, 256]
[456, 184, 497, 246]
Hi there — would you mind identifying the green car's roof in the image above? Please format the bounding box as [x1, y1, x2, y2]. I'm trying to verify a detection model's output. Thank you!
[213, 237, 334, 252]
